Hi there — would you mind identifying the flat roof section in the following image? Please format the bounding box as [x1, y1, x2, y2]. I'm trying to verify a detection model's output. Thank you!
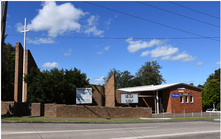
[117, 83, 204, 92]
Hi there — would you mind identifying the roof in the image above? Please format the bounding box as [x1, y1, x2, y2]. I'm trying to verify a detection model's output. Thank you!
[117, 83, 203, 92]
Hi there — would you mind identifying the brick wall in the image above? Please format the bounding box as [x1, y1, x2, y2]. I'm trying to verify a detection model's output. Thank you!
[92, 85, 104, 106]
[1, 102, 152, 118]
[104, 74, 115, 107]
[169, 85, 202, 113]
[44, 103, 57, 117]
[30, 103, 41, 116]
[55, 105, 152, 118]
[1, 101, 14, 114]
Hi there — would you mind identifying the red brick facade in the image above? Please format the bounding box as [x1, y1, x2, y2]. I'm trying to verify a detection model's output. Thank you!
[169, 84, 202, 113]
[116, 84, 202, 113]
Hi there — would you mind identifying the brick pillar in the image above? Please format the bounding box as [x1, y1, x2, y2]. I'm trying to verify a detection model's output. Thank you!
[14, 43, 38, 102]
[104, 74, 115, 107]
[14, 43, 23, 102]
[24, 50, 37, 102]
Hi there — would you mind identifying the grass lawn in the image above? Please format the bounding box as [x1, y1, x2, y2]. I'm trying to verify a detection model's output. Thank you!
[1, 114, 218, 123]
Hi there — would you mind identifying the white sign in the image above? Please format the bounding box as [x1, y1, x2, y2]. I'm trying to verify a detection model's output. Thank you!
[121, 93, 138, 103]
[178, 90, 184, 92]
[177, 88, 185, 90]
[76, 88, 92, 104]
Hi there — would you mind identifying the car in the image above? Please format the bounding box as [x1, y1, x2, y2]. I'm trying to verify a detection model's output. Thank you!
[206, 108, 220, 113]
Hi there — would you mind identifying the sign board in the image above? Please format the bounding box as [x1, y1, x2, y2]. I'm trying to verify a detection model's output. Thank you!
[172, 93, 179, 97]
[121, 93, 138, 103]
[182, 93, 188, 96]
[178, 90, 184, 92]
[177, 88, 185, 90]
[76, 88, 92, 104]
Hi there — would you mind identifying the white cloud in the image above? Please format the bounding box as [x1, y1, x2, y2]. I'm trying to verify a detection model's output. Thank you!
[96, 51, 103, 55]
[16, 1, 86, 36]
[87, 15, 98, 26]
[140, 50, 150, 57]
[64, 53, 71, 56]
[90, 76, 104, 85]
[215, 62, 220, 65]
[68, 48, 72, 52]
[27, 38, 55, 44]
[126, 38, 164, 53]
[150, 45, 179, 58]
[197, 62, 204, 66]
[105, 19, 112, 25]
[104, 46, 110, 51]
[161, 51, 196, 62]
[85, 26, 104, 36]
[42, 62, 60, 68]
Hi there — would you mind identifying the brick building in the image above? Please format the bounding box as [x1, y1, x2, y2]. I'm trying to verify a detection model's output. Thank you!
[116, 83, 203, 113]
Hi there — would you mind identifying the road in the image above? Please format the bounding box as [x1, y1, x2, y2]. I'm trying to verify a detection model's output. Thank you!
[2, 121, 220, 139]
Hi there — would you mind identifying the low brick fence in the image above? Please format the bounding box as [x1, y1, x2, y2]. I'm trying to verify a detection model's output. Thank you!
[1, 101, 152, 118]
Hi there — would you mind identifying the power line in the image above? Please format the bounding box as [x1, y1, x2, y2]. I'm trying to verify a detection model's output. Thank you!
[168, 1, 220, 20]
[83, 2, 219, 42]
[136, 1, 219, 28]
[7, 34, 220, 40]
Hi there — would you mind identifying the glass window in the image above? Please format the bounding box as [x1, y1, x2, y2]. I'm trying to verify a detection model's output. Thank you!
[180, 96, 183, 103]
[190, 96, 193, 103]
[185, 96, 188, 103]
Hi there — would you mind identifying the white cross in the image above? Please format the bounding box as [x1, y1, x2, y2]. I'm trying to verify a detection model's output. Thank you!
[21, 18, 30, 102]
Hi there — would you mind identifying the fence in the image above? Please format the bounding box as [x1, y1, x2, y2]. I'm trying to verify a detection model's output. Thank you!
[152, 109, 220, 118]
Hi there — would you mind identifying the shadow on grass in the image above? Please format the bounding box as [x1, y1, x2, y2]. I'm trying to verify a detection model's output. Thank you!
[1, 113, 42, 119]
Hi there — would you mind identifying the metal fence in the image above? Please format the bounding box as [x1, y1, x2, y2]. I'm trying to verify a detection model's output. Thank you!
[152, 109, 220, 118]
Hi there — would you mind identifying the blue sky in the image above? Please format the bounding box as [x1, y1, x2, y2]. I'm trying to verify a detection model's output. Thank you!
[3, 1, 220, 86]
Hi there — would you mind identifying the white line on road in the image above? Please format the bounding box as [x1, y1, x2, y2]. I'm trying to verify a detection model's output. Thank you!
[110, 130, 220, 139]
[2, 126, 159, 135]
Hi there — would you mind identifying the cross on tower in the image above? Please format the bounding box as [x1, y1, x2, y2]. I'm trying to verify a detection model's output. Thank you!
[21, 18, 30, 102]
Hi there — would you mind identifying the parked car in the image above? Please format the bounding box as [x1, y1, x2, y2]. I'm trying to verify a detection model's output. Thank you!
[206, 108, 220, 113]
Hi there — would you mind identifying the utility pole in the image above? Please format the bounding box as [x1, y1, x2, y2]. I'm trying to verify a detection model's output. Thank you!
[1, 1, 8, 93]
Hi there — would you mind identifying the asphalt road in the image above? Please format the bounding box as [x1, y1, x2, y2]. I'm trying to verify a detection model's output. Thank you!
[2, 121, 220, 139]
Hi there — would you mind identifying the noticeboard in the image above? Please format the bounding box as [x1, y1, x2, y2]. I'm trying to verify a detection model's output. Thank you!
[76, 88, 92, 104]
[120, 93, 138, 103]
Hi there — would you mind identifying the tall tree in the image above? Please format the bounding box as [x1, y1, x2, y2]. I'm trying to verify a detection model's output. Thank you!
[103, 68, 134, 89]
[201, 68, 220, 110]
[190, 83, 194, 86]
[135, 61, 166, 85]
[2, 43, 15, 101]
[202, 79, 220, 110]
[24, 67, 91, 104]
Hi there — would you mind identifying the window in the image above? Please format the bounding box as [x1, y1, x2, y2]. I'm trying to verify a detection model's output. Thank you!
[185, 96, 188, 103]
[180, 96, 183, 103]
[190, 96, 193, 103]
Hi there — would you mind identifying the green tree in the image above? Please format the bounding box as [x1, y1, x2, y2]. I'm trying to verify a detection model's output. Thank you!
[197, 84, 204, 88]
[127, 77, 142, 87]
[104, 68, 134, 89]
[2, 43, 15, 101]
[24, 67, 91, 104]
[202, 79, 220, 110]
[190, 83, 194, 86]
[204, 68, 220, 86]
[135, 61, 166, 85]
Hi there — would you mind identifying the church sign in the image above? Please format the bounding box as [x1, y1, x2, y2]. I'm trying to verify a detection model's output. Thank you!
[76, 88, 92, 104]
[120, 93, 138, 103]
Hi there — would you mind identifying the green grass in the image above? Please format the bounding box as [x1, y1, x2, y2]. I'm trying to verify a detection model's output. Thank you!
[1, 115, 218, 123]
